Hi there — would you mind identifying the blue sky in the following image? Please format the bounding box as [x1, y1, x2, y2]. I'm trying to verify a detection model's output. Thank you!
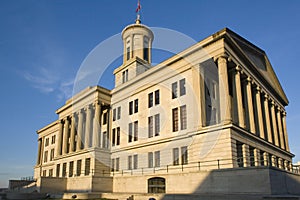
[0, 0, 300, 187]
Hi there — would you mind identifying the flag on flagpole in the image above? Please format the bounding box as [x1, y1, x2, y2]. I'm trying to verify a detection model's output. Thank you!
[136, 0, 141, 13]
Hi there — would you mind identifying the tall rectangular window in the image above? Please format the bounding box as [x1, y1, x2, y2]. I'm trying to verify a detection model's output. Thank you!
[102, 131, 107, 149]
[133, 155, 138, 169]
[49, 169, 53, 177]
[85, 158, 91, 176]
[129, 101, 133, 115]
[69, 161, 74, 177]
[111, 158, 115, 172]
[128, 123, 133, 143]
[134, 99, 138, 113]
[179, 78, 186, 96]
[154, 114, 160, 136]
[117, 106, 121, 120]
[148, 152, 153, 168]
[172, 108, 179, 132]
[116, 127, 120, 145]
[56, 164, 60, 177]
[112, 128, 116, 146]
[44, 151, 48, 163]
[172, 82, 178, 99]
[50, 149, 54, 161]
[113, 109, 116, 121]
[144, 47, 149, 61]
[77, 160, 82, 176]
[128, 155, 132, 170]
[155, 90, 160, 105]
[116, 158, 120, 171]
[180, 105, 187, 130]
[148, 116, 153, 138]
[134, 121, 138, 141]
[236, 142, 243, 167]
[103, 112, 107, 125]
[126, 47, 130, 61]
[173, 148, 179, 165]
[62, 163, 67, 177]
[148, 93, 153, 108]
[181, 146, 188, 165]
[154, 151, 160, 167]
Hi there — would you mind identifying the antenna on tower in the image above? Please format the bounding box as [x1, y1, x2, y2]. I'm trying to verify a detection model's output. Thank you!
[135, 0, 141, 24]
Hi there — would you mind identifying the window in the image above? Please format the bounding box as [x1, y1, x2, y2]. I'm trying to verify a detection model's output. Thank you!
[51, 135, 56, 144]
[181, 146, 188, 165]
[44, 151, 48, 163]
[103, 112, 107, 125]
[127, 47, 130, 61]
[148, 177, 165, 193]
[172, 82, 178, 99]
[102, 131, 107, 148]
[116, 127, 120, 145]
[144, 37, 149, 61]
[49, 169, 53, 177]
[85, 158, 91, 176]
[236, 142, 243, 167]
[45, 138, 49, 147]
[42, 170, 46, 177]
[122, 69, 129, 83]
[50, 149, 54, 161]
[112, 128, 116, 146]
[113, 106, 121, 121]
[134, 99, 138, 113]
[173, 148, 179, 165]
[62, 163, 67, 177]
[129, 99, 138, 114]
[111, 158, 115, 172]
[128, 155, 132, 170]
[155, 90, 160, 105]
[116, 158, 120, 171]
[56, 164, 60, 177]
[172, 108, 179, 132]
[77, 160, 82, 176]
[154, 114, 160, 136]
[148, 93, 153, 108]
[148, 152, 153, 168]
[179, 79, 186, 96]
[129, 101, 133, 115]
[134, 121, 138, 141]
[69, 161, 74, 177]
[117, 107, 121, 120]
[180, 105, 187, 130]
[133, 155, 138, 169]
[128, 123, 133, 143]
[172, 79, 186, 99]
[155, 151, 160, 167]
[148, 116, 153, 138]
[113, 109, 116, 121]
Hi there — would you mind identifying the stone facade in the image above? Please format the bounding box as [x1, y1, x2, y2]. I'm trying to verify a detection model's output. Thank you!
[34, 19, 296, 195]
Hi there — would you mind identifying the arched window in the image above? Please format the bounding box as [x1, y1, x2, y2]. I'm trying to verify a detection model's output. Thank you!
[143, 37, 149, 61]
[148, 177, 165, 193]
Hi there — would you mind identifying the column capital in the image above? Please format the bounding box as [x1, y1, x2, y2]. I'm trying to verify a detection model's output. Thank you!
[235, 65, 242, 72]
[282, 111, 287, 116]
[255, 86, 261, 92]
[214, 53, 229, 63]
[270, 100, 275, 106]
[264, 94, 269, 100]
[246, 76, 252, 83]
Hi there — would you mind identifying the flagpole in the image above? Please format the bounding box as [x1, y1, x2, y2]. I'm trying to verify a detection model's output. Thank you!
[136, 0, 141, 24]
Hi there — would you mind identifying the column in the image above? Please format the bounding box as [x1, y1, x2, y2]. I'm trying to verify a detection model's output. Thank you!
[270, 101, 279, 147]
[217, 54, 231, 124]
[200, 66, 206, 126]
[55, 120, 64, 157]
[246, 77, 255, 134]
[282, 112, 290, 152]
[242, 144, 250, 167]
[278, 158, 283, 169]
[255, 86, 265, 139]
[271, 155, 276, 167]
[263, 95, 273, 143]
[76, 110, 83, 151]
[69, 113, 76, 152]
[85, 105, 92, 149]
[93, 101, 101, 147]
[36, 139, 42, 165]
[263, 152, 269, 166]
[254, 148, 260, 166]
[277, 108, 285, 150]
[62, 117, 70, 154]
[284, 160, 289, 171]
[192, 65, 203, 128]
[234, 66, 245, 128]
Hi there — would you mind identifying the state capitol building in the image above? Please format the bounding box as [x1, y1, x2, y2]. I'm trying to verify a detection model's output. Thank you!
[33, 16, 300, 198]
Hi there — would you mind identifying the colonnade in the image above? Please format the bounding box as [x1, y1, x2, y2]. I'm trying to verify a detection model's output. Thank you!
[215, 54, 290, 151]
[54, 101, 108, 157]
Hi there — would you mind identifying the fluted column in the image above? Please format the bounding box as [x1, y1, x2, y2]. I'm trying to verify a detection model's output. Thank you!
[255, 86, 265, 139]
[234, 66, 246, 128]
[282, 112, 290, 152]
[55, 120, 64, 157]
[263, 95, 273, 143]
[36, 139, 42, 165]
[93, 101, 101, 147]
[85, 105, 92, 149]
[62, 117, 70, 154]
[217, 54, 231, 124]
[76, 110, 83, 151]
[246, 77, 255, 134]
[277, 108, 285, 150]
[270, 101, 279, 146]
[69, 114, 76, 152]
